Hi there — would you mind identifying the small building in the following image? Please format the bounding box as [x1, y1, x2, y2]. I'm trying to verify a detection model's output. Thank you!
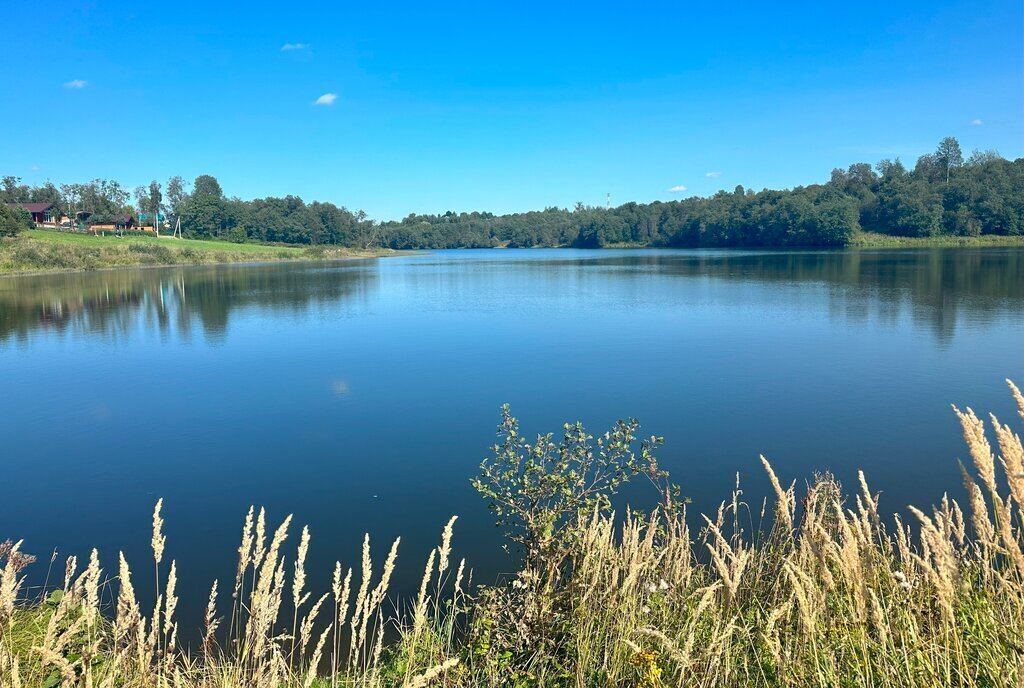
[5, 202, 59, 227]
[91, 215, 137, 232]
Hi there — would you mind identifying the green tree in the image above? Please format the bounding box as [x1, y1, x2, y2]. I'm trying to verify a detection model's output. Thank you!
[182, 175, 226, 238]
[967, 149, 1003, 166]
[876, 176, 942, 237]
[193, 174, 223, 198]
[29, 181, 63, 206]
[0, 204, 32, 236]
[60, 183, 86, 228]
[935, 136, 964, 183]
[165, 176, 189, 221]
[148, 181, 162, 232]
[133, 185, 148, 215]
[81, 179, 131, 224]
[0, 176, 30, 204]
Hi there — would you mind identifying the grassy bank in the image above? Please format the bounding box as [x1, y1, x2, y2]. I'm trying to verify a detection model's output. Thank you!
[851, 231, 1024, 248]
[0, 230, 388, 274]
[2, 381, 1024, 687]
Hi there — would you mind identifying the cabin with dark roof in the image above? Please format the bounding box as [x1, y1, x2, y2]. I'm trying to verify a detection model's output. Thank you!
[5, 202, 59, 227]
[91, 215, 137, 232]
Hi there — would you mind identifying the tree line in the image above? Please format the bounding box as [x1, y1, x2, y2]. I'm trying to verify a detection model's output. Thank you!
[2, 136, 1021, 247]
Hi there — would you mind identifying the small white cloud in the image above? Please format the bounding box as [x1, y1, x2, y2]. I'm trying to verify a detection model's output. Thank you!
[667, 185, 687, 192]
[314, 92, 337, 106]
[705, 171, 722, 178]
[281, 43, 310, 51]
[64, 79, 87, 89]
[971, 118, 983, 126]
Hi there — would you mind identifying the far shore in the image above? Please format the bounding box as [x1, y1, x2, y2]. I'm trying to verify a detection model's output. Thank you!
[595, 232, 1024, 250]
[3, 228, 1023, 277]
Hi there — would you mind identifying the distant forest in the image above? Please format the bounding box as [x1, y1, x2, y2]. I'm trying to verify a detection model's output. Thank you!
[2, 136, 1022, 248]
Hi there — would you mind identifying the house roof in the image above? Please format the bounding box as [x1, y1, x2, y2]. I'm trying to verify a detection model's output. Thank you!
[89, 215, 134, 224]
[5, 202, 57, 213]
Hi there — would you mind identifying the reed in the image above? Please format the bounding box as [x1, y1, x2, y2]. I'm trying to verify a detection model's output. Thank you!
[1, 380, 1023, 687]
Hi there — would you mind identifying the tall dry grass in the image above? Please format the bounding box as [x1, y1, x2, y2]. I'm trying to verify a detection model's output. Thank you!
[1, 380, 1023, 687]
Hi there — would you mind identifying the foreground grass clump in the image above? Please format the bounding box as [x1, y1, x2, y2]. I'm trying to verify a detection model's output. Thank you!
[0, 230, 383, 274]
[2, 382, 1024, 687]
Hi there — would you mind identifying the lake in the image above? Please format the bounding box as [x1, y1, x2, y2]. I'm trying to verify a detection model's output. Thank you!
[1, 248, 1022, 628]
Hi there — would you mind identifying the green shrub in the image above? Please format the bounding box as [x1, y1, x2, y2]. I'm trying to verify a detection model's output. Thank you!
[10, 244, 45, 266]
[178, 247, 201, 263]
[127, 241, 174, 263]
[0, 205, 32, 237]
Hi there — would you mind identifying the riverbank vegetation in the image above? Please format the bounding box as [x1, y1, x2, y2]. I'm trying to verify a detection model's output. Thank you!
[2, 381, 1023, 687]
[4, 136, 1021, 251]
[0, 230, 384, 275]
[850, 231, 1024, 248]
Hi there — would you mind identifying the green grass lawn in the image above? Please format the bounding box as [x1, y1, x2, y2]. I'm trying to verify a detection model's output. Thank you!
[1, 229, 385, 274]
[24, 229, 303, 254]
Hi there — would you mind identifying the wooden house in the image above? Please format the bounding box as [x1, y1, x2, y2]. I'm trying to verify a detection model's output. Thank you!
[90, 215, 137, 232]
[5, 202, 59, 227]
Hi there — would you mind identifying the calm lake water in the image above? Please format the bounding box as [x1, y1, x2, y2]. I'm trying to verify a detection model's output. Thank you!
[2, 248, 1022, 626]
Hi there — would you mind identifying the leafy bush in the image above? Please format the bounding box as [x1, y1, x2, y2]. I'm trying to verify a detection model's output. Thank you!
[127, 241, 174, 263]
[470, 407, 680, 673]
[9, 244, 96, 269]
[0, 205, 32, 237]
[473, 406, 673, 574]
[178, 247, 201, 263]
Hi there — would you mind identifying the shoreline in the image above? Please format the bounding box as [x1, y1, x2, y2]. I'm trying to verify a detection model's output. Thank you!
[849, 232, 1024, 248]
[0, 255, 390, 279]
[0, 229, 395, 277]
[3, 229, 1022, 277]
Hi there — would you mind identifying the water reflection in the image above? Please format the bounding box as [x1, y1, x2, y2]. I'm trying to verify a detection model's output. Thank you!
[1, 250, 1020, 346]
[0, 261, 380, 344]
[453, 248, 1024, 343]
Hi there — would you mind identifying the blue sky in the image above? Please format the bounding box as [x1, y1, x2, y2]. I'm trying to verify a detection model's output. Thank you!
[2, 0, 1021, 220]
